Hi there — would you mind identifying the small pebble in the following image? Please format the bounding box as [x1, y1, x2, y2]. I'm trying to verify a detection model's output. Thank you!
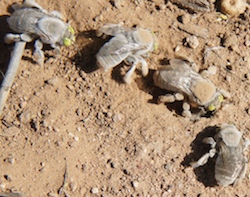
[4, 174, 12, 182]
[4, 156, 15, 164]
[159, 4, 166, 10]
[66, 84, 74, 91]
[46, 77, 59, 86]
[162, 191, 168, 197]
[181, 14, 191, 24]
[20, 101, 27, 108]
[107, 111, 113, 118]
[74, 136, 79, 141]
[174, 45, 180, 52]
[91, 187, 99, 194]
[207, 65, 217, 75]
[70, 181, 77, 192]
[226, 75, 231, 83]
[3, 127, 20, 136]
[132, 180, 139, 188]
[185, 35, 199, 49]
[112, 113, 123, 122]
[19, 111, 32, 123]
[47, 192, 59, 197]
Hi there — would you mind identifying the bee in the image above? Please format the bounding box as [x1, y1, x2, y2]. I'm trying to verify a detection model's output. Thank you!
[96, 24, 158, 84]
[5, 0, 75, 66]
[153, 59, 224, 118]
[191, 123, 249, 186]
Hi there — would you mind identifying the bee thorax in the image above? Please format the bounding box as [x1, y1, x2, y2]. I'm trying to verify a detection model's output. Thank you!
[191, 79, 216, 105]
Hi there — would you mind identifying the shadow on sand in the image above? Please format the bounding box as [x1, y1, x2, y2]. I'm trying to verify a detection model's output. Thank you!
[182, 125, 219, 187]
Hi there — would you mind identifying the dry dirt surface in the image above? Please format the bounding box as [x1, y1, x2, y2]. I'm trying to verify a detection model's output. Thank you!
[0, 0, 250, 196]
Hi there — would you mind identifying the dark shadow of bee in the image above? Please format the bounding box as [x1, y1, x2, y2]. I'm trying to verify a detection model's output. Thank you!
[0, 15, 12, 85]
[181, 125, 219, 187]
[71, 30, 108, 74]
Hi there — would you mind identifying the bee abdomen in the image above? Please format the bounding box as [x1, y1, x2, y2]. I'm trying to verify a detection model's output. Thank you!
[215, 166, 237, 186]
[96, 36, 130, 71]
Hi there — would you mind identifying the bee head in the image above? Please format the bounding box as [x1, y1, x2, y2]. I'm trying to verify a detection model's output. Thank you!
[206, 93, 223, 112]
[63, 26, 75, 46]
[217, 123, 241, 147]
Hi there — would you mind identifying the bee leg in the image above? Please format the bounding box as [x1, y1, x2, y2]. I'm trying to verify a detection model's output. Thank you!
[202, 137, 216, 148]
[123, 64, 137, 84]
[243, 139, 250, 151]
[191, 137, 217, 168]
[137, 57, 148, 77]
[190, 153, 211, 168]
[182, 102, 192, 118]
[123, 55, 139, 84]
[51, 44, 61, 55]
[191, 148, 216, 168]
[5, 33, 34, 44]
[4, 34, 21, 44]
[49, 11, 63, 19]
[96, 24, 125, 37]
[22, 0, 47, 13]
[34, 40, 44, 66]
[158, 94, 176, 103]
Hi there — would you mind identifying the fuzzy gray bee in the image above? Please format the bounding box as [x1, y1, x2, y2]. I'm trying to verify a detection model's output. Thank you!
[153, 59, 224, 118]
[192, 124, 249, 186]
[96, 24, 158, 84]
[5, 0, 75, 65]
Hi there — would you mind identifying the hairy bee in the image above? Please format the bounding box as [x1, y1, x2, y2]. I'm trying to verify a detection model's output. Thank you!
[153, 59, 223, 118]
[96, 24, 158, 84]
[192, 124, 249, 186]
[5, 0, 75, 65]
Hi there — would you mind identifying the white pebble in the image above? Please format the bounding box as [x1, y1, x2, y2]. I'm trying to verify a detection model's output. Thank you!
[207, 65, 217, 75]
[174, 45, 181, 52]
[112, 113, 123, 122]
[181, 14, 191, 24]
[74, 136, 79, 141]
[186, 36, 199, 49]
[91, 187, 99, 194]
[132, 180, 139, 188]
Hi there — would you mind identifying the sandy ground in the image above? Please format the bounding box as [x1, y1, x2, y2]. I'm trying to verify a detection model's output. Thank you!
[0, 0, 250, 196]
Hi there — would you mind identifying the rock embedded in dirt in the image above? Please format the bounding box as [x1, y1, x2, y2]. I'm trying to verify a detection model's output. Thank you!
[46, 77, 59, 86]
[181, 13, 191, 24]
[19, 111, 32, 124]
[132, 180, 139, 188]
[220, 0, 247, 16]
[185, 35, 199, 49]
[91, 187, 99, 194]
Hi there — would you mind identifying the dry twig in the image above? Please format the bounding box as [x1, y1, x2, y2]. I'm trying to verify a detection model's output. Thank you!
[0, 41, 26, 116]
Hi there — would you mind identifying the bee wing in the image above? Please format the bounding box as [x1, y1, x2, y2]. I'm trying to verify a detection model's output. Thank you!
[97, 24, 129, 37]
[217, 142, 244, 179]
[169, 59, 192, 72]
[112, 42, 143, 55]
[96, 34, 132, 70]
[155, 59, 195, 95]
